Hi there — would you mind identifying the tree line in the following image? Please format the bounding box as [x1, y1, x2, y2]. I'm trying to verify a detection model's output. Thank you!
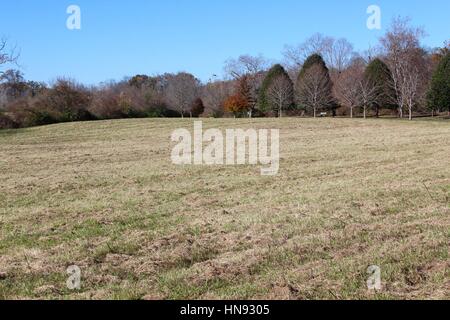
[0, 17, 449, 129]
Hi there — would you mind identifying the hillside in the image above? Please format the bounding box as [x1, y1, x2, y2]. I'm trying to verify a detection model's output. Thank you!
[0, 118, 449, 299]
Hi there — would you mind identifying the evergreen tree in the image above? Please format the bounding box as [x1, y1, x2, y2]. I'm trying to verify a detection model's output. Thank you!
[427, 53, 450, 115]
[296, 54, 335, 117]
[299, 54, 328, 78]
[364, 58, 396, 117]
[259, 64, 292, 112]
[190, 98, 205, 117]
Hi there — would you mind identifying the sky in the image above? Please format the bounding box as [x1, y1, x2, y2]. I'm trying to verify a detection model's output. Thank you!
[0, 0, 449, 85]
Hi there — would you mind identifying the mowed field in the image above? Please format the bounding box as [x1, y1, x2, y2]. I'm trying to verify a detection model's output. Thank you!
[0, 118, 449, 300]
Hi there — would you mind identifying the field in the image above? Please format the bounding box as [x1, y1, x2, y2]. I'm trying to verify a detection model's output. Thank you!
[0, 118, 449, 300]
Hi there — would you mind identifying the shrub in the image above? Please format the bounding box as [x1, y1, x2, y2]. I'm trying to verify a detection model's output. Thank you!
[190, 98, 205, 117]
[0, 112, 18, 129]
[6, 98, 60, 127]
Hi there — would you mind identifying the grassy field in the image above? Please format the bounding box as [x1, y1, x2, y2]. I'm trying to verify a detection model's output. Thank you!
[0, 118, 449, 300]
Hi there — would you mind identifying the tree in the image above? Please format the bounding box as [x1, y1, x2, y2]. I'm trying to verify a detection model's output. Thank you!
[236, 75, 253, 116]
[201, 80, 232, 117]
[333, 62, 364, 118]
[296, 54, 335, 117]
[223, 76, 253, 118]
[430, 42, 450, 67]
[364, 58, 396, 117]
[358, 76, 380, 119]
[380, 17, 427, 120]
[224, 54, 268, 116]
[0, 39, 19, 109]
[259, 64, 293, 115]
[39, 78, 92, 122]
[166, 72, 200, 118]
[260, 65, 294, 117]
[224, 54, 269, 79]
[224, 94, 248, 118]
[427, 53, 450, 115]
[266, 76, 294, 118]
[26, 81, 47, 97]
[128, 74, 156, 89]
[334, 59, 381, 119]
[283, 34, 354, 72]
[0, 69, 28, 102]
[0, 39, 19, 73]
[400, 52, 424, 120]
[190, 98, 205, 117]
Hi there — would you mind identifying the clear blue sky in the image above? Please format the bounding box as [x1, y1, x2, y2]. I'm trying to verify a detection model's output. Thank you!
[1, 0, 448, 85]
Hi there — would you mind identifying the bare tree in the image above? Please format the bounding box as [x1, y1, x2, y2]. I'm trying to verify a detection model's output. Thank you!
[224, 54, 269, 79]
[166, 72, 200, 118]
[266, 75, 294, 117]
[334, 63, 364, 118]
[201, 80, 233, 117]
[358, 77, 380, 119]
[297, 64, 335, 118]
[334, 60, 381, 119]
[283, 34, 354, 72]
[0, 69, 27, 102]
[358, 45, 383, 64]
[380, 17, 426, 119]
[329, 38, 355, 73]
[399, 55, 423, 120]
[0, 39, 19, 74]
[224, 54, 269, 116]
[283, 33, 333, 69]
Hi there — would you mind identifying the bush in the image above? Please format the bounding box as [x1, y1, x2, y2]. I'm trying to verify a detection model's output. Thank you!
[44, 79, 93, 122]
[6, 98, 60, 127]
[89, 85, 168, 119]
[190, 98, 205, 117]
[0, 112, 18, 129]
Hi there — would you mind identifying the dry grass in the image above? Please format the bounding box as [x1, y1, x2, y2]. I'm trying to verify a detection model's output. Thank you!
[0, 118, 449, 300]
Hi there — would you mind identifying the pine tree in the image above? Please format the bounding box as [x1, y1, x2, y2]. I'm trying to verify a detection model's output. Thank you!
[427, 53, 450, 115]
[259, 64, 292, 112]
[296, 54, 334, 117]
[299, 54, 328, 78]
[364, 58, 396, 117]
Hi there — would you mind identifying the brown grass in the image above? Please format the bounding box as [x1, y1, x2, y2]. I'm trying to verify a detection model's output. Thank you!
[0, 118, 449, 300]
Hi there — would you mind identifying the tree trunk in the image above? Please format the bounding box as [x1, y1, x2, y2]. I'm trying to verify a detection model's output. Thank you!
[313, 108, 316, 118]
[364, 107, 367, 119]
[350, 107, 353, 119]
